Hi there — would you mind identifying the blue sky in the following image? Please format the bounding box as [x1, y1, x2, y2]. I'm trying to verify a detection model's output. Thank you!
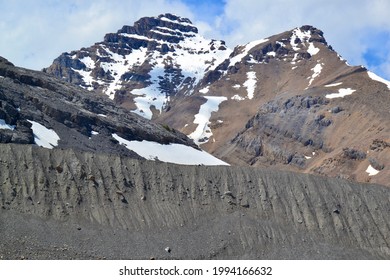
[1, 0, 390, 80]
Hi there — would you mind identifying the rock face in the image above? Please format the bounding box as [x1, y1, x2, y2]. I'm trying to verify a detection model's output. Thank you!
[1, 144, 390, 259]
[45, 16, 390, 186]
[44, 13, 230, 119]
[0, 55, 198, 160]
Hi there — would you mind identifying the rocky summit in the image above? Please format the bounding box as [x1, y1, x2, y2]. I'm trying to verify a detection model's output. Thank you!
[45, 14, 390, 187]
[44, 13, 230, 119]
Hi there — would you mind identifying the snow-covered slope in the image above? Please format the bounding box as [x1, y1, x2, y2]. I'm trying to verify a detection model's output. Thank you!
[113, 133, 228, 165]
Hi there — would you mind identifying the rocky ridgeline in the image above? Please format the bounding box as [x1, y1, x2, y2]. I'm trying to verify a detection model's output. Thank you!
[44, 13, 230, 119]
[0, 56, 195, 157]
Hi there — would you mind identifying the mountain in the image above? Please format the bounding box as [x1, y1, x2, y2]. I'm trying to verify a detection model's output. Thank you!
[45, 14, 390, 187]
[1, 15, 390, 260]
[44, 13, 231, 119]
[0, 56, 226, 166]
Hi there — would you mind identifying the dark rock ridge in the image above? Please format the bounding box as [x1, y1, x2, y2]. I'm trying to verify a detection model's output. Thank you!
[0, 144, 389, 259]
[0, 55, 195, 157]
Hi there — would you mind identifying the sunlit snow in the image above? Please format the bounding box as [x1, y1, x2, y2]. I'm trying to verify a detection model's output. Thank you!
[229, 38, 269, 67]
[290, 27, 319, 56]
[231, 94, 245, 101]
[160, 16, 195, 27]
[307, 42, 320, 56]
[27, 120, 60, 149]
[199, 86, 210, 94]
[366, 165, 380, 176]
[101, 46, 148, 100]
[244, 71, 257, 99]
[307, 63, 323, 88]
[325, 82, 343, 87]
[129, 34, 230, 119]
[325, 88, 356, 99]
[367, 71, 390, 90]
[0, 119, 15, 130]
[112, 133, 228, 165]
[188, 96, 227, 145]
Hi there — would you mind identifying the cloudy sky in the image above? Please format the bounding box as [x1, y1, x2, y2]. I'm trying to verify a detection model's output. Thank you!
[1, 0, 390, 80]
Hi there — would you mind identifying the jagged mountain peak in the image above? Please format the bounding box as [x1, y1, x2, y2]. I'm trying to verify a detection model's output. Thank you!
[108, 13, 198, 45]
[225, 25, 329, 70]
[44, 14, 231, 119]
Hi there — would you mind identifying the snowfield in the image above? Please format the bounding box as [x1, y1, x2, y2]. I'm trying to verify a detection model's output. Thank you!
[27, 120, 60, 149]
[112, 133, 229, 165]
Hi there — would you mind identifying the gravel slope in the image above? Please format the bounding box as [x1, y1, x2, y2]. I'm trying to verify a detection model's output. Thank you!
[0, 144, 389, 259]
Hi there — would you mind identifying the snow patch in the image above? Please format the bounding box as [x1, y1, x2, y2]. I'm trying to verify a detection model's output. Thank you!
[101, 46, 148, 100]
[27, 120, 60, 149]
[80, 56, 95, 69]
[112, 133, 228, 166]
[307, 63, 323, 88]
[160, 16, 195, 27]
[367, 71, 390, 90]
[290, 28, 311, 51]
[291, 53, 299, 64]
[231, 94, 245, 101]
[150, 29, 182, 38]
[233, 84, 241, 89]
[244, 71, 257, 99]
[325, 88, 356, 99]
[229, 38, 269, 67]
[72, 68, 95, 91]
[291, 28, 319, 56]
[188, 96, 227, 145]
[199, 86, 210, 94]
[307, 42, 320, 56]
[366, 165, 380, 176]
[305, 156, 312, 159]
[0, 119, 15, 130]
[325, 82, 343, 87]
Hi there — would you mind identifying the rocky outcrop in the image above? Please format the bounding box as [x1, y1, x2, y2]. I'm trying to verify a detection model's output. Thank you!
[0, 144, 389, 259]
[0, 55, 196, 157]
